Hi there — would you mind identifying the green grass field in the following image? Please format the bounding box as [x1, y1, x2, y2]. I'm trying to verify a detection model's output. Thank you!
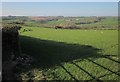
[19, 27, 119, 81]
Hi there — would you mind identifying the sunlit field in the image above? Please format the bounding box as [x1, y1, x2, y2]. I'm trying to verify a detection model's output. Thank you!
[19, 27, 119, 80]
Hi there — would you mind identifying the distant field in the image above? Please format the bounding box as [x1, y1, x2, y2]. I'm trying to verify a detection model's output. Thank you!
[2, 16, 118, 29]
[19, 27, 119, 80]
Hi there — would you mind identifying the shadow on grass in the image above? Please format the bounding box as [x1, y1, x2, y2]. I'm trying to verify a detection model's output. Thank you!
[20, 35, 102, 69]
[19, 35, 119, 81]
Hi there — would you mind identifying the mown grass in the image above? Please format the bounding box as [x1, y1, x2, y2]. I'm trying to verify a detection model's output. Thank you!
[19, 27, 119, 81]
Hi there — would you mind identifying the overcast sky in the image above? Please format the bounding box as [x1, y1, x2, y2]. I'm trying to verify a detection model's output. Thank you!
[2, 2, 118, 16]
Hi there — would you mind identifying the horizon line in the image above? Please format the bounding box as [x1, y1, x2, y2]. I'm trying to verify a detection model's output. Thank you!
[1, 15, 118, 17]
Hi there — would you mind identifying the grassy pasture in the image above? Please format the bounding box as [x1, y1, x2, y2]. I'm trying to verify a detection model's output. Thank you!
[19, 27, 119, 81]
